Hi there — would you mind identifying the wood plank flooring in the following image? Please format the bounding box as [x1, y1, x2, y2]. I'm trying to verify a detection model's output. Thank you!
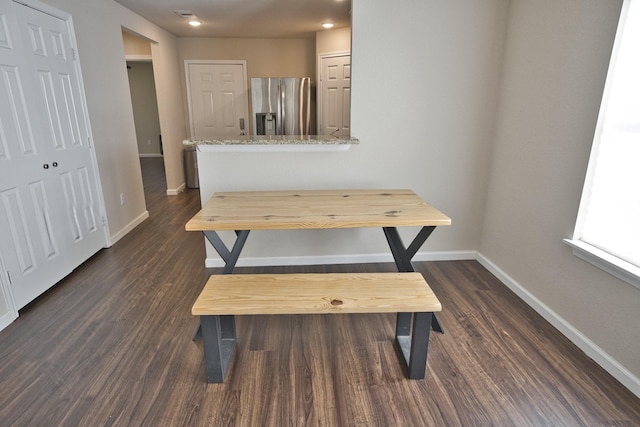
[0, 157, 638, 426]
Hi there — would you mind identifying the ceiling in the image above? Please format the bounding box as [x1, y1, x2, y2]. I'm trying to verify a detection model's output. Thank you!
[113, 0, 351, 38]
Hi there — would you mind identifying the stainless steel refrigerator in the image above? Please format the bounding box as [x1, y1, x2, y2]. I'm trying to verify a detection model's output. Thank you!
[251, 77, 311, 136]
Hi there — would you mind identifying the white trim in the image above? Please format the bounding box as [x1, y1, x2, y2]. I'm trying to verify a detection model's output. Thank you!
[166, 182, 185, 196]
[564, 239, 640, 290]
[477, 252, 640, 399]
[0, 310, 17, 332]
[12, 0, 70, 19]
[126, 55, 152, 62]
[204, 250, 476, 268]
[138, 153, 163, 158]
[107, 211, 149, 246]
[0, 253, 18, 332]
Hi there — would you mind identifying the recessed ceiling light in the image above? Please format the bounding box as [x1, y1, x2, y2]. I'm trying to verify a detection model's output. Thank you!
[322, 22, 334, 29]
[175, 10, 202, 27]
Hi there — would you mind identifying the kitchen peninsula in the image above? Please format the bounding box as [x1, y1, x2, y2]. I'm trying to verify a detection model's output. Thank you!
[184, 135, 358, 152]
[186, 134, 423, 271]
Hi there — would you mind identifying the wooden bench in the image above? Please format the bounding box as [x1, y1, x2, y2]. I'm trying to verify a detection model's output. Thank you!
[192, 272, 442, 383]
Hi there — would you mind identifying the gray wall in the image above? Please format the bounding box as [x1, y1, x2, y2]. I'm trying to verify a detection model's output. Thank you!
[480, 0, 640, 393]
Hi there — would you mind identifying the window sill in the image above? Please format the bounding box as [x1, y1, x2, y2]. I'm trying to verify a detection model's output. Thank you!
[564, 239, 640, 290]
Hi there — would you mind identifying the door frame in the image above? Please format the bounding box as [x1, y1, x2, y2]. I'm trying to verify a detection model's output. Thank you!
[184, 60, 249, 138]
[0, 252, 17, 330]
[317, 51, 351, 136]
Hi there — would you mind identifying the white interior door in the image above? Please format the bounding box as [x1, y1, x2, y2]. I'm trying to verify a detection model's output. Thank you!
[17, 2, 105, 267]
[318, 53, 351, 137]
[0, 0, 106, 309]
[186, 61, 248, 139]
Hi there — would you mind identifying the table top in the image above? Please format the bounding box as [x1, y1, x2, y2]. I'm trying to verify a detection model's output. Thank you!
[186, 189, 451, 231]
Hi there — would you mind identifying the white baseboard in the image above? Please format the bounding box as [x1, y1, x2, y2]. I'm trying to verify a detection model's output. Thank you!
[107, 210, 149, 246]
[204, 250, 476, 269]
[167, 182, 185, 196]
[477, 253, 640, 399]
[138, 153, 163, 158]
[0, 309, 17, 331]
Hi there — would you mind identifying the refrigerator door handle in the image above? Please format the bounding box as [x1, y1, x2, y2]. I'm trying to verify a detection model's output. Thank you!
[298, 77, 306, 135]
[299, 78, 306, 136]
[279, 81, 285, 135]
[304, 77, 311, 135]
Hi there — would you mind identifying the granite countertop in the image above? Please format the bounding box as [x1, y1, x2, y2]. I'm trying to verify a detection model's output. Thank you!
[183, 135, 358, 146]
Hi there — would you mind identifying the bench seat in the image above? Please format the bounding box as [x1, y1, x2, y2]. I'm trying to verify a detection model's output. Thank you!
[192, 272, 441, 383]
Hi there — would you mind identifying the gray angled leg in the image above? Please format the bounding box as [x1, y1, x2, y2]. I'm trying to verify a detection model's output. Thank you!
[200, 315, 237, 383]
[383, 227, 443, 334]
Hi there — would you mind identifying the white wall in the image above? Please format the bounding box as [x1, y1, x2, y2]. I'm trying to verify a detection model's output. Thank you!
[39, 0, 186, 242]
[198, 0, 508, 264]
[480, 0, 640, 393]
[316, 26, 351, 54]
[117, 2, 187, 196]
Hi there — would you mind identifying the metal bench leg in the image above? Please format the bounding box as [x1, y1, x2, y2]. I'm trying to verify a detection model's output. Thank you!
[200, 315, 237, 383]
[395, 312, 433, 379]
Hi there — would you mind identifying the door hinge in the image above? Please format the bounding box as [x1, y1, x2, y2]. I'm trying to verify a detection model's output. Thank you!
[88, 136, 92, 148]
[6, 271, 13, 285]
[71, 48, 77, 61]
[102, 216, 106, 227]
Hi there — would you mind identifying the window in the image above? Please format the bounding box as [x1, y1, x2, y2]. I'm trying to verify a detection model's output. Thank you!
[565, 0, 640, 289]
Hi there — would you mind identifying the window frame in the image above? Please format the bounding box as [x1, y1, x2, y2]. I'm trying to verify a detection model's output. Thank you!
[565, 0, 640, 290]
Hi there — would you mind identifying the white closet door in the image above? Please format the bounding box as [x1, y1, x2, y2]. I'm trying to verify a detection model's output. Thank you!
[0, 0, 106, 309]
[16, 1, 105, 267]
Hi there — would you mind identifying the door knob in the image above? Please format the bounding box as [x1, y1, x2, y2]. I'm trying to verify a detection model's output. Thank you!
[52, 162, 58, 167]
[43, 164, 49, 169]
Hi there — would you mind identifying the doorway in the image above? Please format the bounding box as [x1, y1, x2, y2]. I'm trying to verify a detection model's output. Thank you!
[122, 31, 165, 194]
[127, 60, 162, 158]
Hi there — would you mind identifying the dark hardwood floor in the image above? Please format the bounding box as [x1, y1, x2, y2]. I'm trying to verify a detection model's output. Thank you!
[1, 157, 639, 426]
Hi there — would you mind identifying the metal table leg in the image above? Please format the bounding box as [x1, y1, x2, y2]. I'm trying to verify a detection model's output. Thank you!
[194, 230, 250, 341]
[204, 230, 250, 274]
[383, 226, 444, 334]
